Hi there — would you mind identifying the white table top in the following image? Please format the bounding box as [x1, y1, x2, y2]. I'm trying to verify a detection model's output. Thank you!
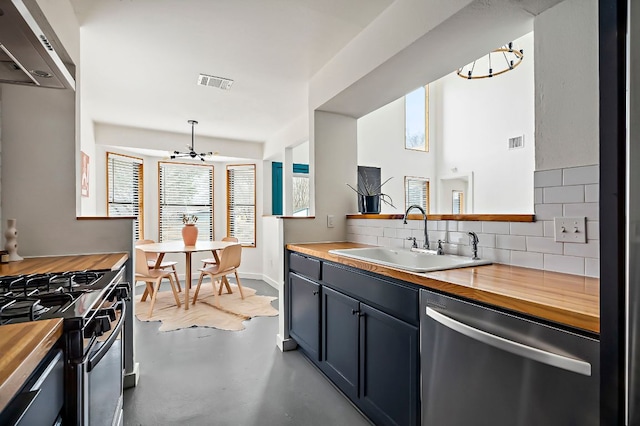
[136, 240, 238, 253]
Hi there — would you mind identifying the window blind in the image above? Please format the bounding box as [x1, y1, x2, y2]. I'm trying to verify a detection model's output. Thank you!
[405, 177, 429, 213]
[159, 162, 213, 242]
[227, 164, 256, 247]
[107, 153, 143, 239]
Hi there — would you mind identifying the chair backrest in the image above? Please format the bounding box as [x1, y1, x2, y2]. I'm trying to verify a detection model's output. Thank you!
[136, 239, 159, 262]
[217, 244, 242, 272]
[135, 248, 151, 276]
[222, 236, 238, 243]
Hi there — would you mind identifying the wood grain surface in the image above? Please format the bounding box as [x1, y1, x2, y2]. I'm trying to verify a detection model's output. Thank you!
[346, 214, 535, 222]
[0, 253, 128, 276]
[287, 242, 599, 334]
[0, 319, 63, 411]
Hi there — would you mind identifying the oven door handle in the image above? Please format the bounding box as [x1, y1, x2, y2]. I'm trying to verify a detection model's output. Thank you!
[87, 300, 126, 372]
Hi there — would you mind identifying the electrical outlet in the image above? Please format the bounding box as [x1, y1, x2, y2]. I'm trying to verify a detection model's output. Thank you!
[554, 217, 587, 243]
[327, 215, 335, 228]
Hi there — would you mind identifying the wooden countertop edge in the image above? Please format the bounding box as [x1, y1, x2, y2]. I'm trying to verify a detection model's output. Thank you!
[286, 243, 599, 334]
[346, 213, 535, 222]
[0, 319, 64, 411]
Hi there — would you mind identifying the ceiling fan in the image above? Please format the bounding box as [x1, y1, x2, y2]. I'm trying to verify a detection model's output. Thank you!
[170, 119, 216, 162]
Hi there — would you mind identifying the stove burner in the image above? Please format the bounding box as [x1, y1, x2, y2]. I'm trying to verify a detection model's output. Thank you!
[0, 294, 49, 322]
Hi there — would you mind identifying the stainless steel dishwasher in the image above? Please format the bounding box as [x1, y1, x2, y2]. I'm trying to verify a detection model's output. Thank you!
[420, 289, 599, 426]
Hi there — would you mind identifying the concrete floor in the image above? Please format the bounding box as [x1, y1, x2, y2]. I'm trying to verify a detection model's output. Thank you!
[123, 279, 371, 426]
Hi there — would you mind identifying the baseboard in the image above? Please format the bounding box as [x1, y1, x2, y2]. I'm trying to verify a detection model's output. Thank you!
[277, 334, 298, 352]
[124, 362, 140, 389]
[262, 275, 281, 290]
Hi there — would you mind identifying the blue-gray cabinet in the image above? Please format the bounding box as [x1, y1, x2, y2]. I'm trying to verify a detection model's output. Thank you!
[287, 251, 420, 426]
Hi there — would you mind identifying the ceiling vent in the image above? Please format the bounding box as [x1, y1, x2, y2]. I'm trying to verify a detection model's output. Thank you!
[508, 135, 524, 150]
[197, 73, 233, 90]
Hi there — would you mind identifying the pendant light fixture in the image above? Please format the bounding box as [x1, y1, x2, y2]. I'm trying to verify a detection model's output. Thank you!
[456, 42, 524, 80]
[170, 119, 215, 162]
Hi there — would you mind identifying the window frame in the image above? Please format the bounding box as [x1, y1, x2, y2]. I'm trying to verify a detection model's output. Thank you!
[158, 161, 214, 242]
[404, 85, 429, 152]
[106, 152, 144, 239]
[404, 176, 430, 213]
[227, 163, 257, 247]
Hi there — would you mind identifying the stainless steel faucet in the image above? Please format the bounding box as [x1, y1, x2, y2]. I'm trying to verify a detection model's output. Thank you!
[468, 232, 480, 260]
[403, 205, 430, 250]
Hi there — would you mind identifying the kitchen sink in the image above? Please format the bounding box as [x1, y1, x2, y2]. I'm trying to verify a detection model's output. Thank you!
[328, 247, 491, 273]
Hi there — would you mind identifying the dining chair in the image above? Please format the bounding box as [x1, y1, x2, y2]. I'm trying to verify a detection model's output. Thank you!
[135, 248, 182, 318]
[192, 243, 244, 307]
[136, 239, 182, 292]
[200, 236, 238, 295]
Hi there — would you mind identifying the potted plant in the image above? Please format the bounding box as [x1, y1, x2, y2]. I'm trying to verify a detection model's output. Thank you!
[181, 213, 198, 245]
[347, 174, 395, 214]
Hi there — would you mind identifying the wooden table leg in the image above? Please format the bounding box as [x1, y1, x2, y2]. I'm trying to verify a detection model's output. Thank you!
[185, 252, 191, 310]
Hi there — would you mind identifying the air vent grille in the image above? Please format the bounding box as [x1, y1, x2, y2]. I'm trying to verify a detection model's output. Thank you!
[508, 135, 524, 150]
[197, 73, 234, 90]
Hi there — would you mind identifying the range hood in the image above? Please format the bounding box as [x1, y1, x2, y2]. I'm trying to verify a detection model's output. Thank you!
[0, 0, 75, 90]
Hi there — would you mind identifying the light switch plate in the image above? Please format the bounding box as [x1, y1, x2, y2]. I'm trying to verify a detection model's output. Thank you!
[554, 217, 587, 243]
[327, 215, 335, 228]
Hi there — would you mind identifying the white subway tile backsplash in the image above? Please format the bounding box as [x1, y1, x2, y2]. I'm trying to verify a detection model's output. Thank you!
[510, 222, 544, 236]
[544, 254, 585, 275]
[458, 221, 482, 233]
[459, 245, 474, 258]
[585, 258, 600, 278]
[364, 226, 384, 237]
[350, 234, 378, 245]
[563, 165, 598, 185]
[446, 221, 458, 231]
[586, 221, 599, 240]
[404, 219, 422, 230]
[511, 251, 544, 269]
[431, 230, 447, 243]
[496, 235, 526, 251]
[564, 240, 599, 258]
[535, 188, 543, 204]
[563, 203, 599, 220]
[443, 243, 460, 256]
[482, 221, 510, 234]
[543, 221, 555, 237]
[448, 232, 469, 245]
[383, 227, 396, 238]
[396, 228, 413, 239]
[534, 203, 563, 220]
[482, 248, 511, 264]
[534, 169, 562, 187]
[377, 237, 393, 247]
[525, 236, 563, 254]
[543, 185, 584, 203]
[585, 184, 598, 203]
[427, 221, 438, 231]
[477, 233, 496, 248]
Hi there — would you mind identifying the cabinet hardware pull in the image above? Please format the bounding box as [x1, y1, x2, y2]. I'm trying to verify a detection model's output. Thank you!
[312, 291, 319, 295]
[351, 309, 360, 315]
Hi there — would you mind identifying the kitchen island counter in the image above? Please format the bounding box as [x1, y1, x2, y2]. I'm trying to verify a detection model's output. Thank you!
[0, 319, 63, 412]
[0, 252, 128, 275]
[287, 242, 599, 334]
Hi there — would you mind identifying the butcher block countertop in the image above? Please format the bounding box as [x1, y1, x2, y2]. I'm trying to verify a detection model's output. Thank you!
[0, 319, 63, 412]
[0, 252, 128, 276]
[287, 242, 600, 334]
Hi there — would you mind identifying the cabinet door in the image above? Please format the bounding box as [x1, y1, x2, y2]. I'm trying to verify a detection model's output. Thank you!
[288, 273, 321, 360]
[360, 303, 419, 426]
[322, 286, 360, 401]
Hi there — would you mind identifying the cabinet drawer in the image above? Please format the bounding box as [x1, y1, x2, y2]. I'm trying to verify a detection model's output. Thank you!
[289, 252, 321, 281]
[322, 262, 418, 325]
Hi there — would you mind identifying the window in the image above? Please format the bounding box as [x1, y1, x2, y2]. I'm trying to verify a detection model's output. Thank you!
[452, 190, 464, 214]
[271, 162, 309, 216]
[107, 152, 143, 239]
[405, 85, 429, 151]
[227, 164, 256, 247]
[405, 176, 429, 213]
[159, 162, 213, 242]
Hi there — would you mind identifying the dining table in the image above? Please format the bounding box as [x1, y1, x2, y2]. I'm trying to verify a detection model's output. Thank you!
[136, 240, 239, 310]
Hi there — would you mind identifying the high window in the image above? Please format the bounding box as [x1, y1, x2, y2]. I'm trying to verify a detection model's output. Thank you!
[107, 152, 143, 239]
[158, 162, 213, 242]
[405, 176, 429, 213]
[405, 85, 429, 151]
[227, 164, 256, 247]
[271, 162, 309, 216]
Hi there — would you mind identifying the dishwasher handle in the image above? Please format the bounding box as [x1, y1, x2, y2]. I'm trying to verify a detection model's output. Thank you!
[426, 307, 592, 376]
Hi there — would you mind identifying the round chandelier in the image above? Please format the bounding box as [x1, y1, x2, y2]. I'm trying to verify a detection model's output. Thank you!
[456, 42, 524, 80]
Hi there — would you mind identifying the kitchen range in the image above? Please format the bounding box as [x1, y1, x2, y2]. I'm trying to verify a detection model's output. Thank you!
[0, 262, 129, 426]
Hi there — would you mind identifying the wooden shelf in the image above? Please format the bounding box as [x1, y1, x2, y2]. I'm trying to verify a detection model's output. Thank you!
[346, 213, 535, 222]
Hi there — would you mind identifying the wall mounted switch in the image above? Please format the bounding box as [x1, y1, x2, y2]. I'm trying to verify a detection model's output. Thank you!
[327, 215, 335, 228]
[554, 217, 587, 243]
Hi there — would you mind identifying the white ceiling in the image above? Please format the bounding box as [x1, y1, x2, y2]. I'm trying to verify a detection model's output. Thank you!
[70, 0, 393, 146]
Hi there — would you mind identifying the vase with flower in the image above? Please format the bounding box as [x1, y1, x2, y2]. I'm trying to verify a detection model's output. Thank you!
[181, 213, 198, 245]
